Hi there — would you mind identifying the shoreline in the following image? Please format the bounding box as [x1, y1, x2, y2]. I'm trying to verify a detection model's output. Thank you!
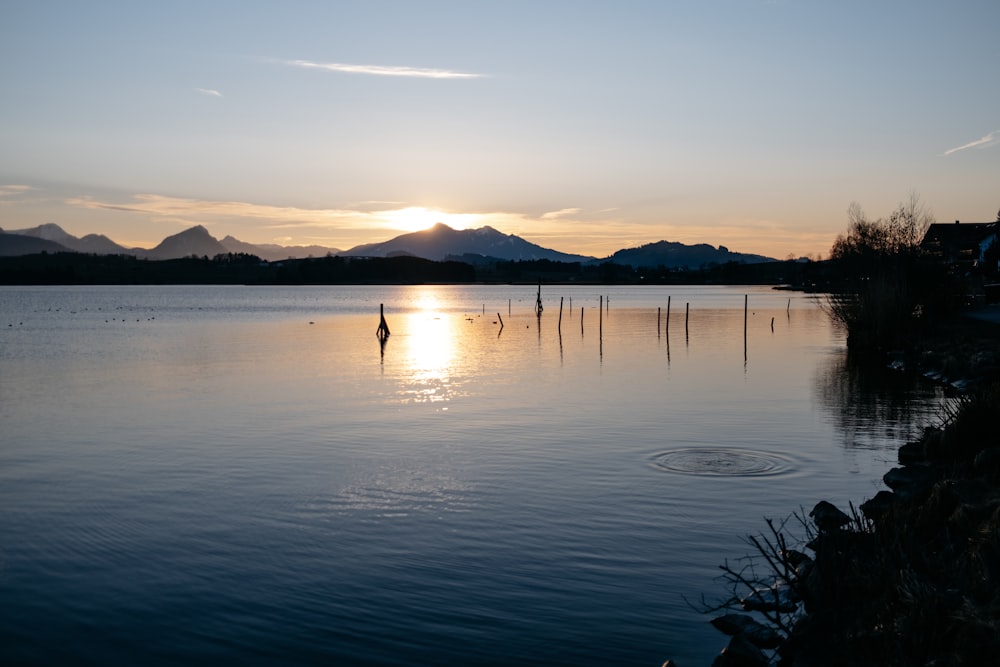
[691, 310, 1000, 666]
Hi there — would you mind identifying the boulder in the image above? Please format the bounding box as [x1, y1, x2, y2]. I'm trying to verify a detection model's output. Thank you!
[809, 500, 850, 531]
[883, 465, 936, 501]
[860, 490, 897, 521]
[711, 633, 769, 667]
[710, 614, 782, 649]
[973, 447, 1000, 474]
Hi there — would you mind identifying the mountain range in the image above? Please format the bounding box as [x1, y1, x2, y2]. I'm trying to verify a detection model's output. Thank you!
[0, 222, 778, 269]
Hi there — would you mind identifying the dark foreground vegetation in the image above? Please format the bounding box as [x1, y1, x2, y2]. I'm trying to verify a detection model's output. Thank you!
[680, 197, 1000, 666]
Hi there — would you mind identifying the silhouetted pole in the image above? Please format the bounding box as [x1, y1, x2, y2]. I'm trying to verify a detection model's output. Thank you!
[744, 294, 748, 362]
[580, 305, 584, 335]
[666, 295, 671, 331]
[376, 303, 390, 340]
[535, 281, 543, 316]
[771, 316, 775, 332]
[658, 307, 661, 337]
[497, 312, 504, 330]
[599, 295, 603, 339]
[685, 302, 689, 338]
[558, 297, 564, 333]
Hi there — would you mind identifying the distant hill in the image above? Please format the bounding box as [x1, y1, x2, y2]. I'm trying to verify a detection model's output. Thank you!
[10, 223, 129, 255]
[220, 235, 342, 262]
[345, 222, 595, 263]
[0, 230, 71, 256]
[145, 225, 229, 260]
[608, 240, 776, 269]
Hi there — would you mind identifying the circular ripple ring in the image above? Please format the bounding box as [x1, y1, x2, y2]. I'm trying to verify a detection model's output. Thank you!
[650, 447, 796, 477]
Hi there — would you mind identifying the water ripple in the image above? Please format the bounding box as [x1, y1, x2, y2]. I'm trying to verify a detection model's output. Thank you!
[650, 447, 797, 477]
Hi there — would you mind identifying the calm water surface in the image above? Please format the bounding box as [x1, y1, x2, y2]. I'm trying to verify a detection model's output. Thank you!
[0, 285, 946, 665]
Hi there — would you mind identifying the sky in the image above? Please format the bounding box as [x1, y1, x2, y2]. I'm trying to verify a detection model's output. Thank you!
[1, 1, 998, 260]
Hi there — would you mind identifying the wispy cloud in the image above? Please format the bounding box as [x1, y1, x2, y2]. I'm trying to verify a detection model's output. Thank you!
[943, 130, 999, 156]
[67, 194, 359, 223]
[0, 184, 33, 204]
[282, 59, 485, 79]
[195, 87, 223, 97]
[541, 208, 582, 220]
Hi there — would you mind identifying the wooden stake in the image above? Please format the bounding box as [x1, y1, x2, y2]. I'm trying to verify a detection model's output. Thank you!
[558, 297, 564, 333]
[744, 294, 748, 361]
[376, 303, 390, 340]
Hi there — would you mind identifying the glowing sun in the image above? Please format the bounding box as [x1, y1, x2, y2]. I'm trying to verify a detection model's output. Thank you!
[382, 206, 481, 234]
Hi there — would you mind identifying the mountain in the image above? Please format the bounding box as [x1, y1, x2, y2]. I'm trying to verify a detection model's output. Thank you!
[0, 221, 778, 270]
[146, 225, 229, 260]
[11, 223, 130, 255]
[0, 229, 72, 256]
[345, 222, 595, 263]
[220, 235, 342, 261]
[608, 240, 776, 269]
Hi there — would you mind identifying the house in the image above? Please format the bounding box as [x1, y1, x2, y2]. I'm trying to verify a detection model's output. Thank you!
[921, 221, 998, 271]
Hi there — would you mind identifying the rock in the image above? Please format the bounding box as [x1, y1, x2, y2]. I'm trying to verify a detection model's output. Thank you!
[781, 549, 811, 568]
[883, 465, 936, 501]
[898, 440, 927, 464]
[711, 633, 769, 667]
[710, 614, 782, 649]
[860, 490, 897, 521]
[973, 447, 1000, 474]
[740, 583, 798, 613]
[809, 500, 850, 531]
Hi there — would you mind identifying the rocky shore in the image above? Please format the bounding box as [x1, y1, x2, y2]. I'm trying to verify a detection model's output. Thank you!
[674, 311, 1000, 666]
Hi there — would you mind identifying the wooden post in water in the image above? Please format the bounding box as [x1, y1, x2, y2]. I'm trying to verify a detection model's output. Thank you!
[685, 302, 689, 338]
[599, 295, 603, 338]
[580, 305, 584, 334]
[657, 307, 661, 337]
[509, 299, 511, 316]
[558, 297, 564, 333]
[771, 316, 775, 332]
[376, 304, 391, 340]
[744, 294, 748, 361]
[666, 295, 671, 331]
[497, 313, 504, 330]
[535, 281, 543, 316]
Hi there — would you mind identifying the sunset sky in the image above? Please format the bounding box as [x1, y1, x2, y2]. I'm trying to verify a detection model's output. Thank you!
[1, 1, 998, 259]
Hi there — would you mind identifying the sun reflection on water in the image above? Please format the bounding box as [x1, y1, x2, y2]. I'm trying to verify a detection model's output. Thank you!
[396, 294, 459, 404]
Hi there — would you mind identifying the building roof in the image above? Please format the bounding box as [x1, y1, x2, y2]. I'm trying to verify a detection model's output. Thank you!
[921, 221, 996, 248]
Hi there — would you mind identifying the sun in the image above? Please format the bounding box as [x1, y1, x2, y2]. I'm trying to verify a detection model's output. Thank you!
[382, 206, 482, 234]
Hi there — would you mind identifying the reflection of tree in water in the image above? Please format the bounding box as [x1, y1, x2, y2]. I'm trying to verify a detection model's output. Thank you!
[814, 350, 946, 450]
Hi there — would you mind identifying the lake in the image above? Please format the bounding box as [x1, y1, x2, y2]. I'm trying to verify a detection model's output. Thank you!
[0, 284, 946, 666]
